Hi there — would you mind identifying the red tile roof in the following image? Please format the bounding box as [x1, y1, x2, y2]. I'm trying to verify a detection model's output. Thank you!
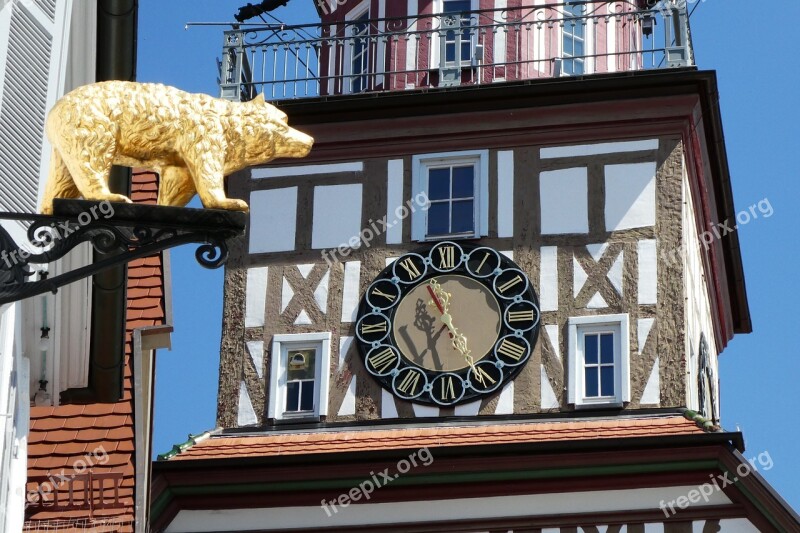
[25, 171, 165, 532]
[168, 415, 705, 462]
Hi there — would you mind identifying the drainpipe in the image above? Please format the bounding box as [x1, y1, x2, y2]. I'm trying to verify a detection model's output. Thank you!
[60, 0, 138, 404]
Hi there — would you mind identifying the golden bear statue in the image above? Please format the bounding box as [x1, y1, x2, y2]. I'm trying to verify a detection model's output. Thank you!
[40, 81, 314, 214]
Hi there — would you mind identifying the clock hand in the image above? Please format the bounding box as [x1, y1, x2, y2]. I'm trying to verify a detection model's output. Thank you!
[427, 281, 484, 383]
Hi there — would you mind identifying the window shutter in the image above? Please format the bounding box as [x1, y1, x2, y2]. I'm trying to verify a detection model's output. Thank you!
[0, 0, 72, 213]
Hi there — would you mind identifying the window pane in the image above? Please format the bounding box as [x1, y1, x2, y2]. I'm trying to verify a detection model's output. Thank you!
[601, 366, 615, 397]
[564, 38, 574, 56]
[286, 381, 300, 412]
[300, 380, 315, 411]
[600, 333, 614, 364]
[429, 168, 451, 200]
[585, 334, 598, 364]
[444, 0, 471, 13]
[574, 40, 584, 57]
[428, 202, 450, 235]
[452, 166, 474, 197]
[287, 349, 316, 381]
[446, 41, 456, 63]
[585, 367, 598, 397]
[451, 200, 474, 233]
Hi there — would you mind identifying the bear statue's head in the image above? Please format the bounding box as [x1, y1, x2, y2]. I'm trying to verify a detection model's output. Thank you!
[243, 93, 314, 165]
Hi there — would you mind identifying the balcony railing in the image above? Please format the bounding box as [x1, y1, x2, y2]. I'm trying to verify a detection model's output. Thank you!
[219, 1, 693, 102]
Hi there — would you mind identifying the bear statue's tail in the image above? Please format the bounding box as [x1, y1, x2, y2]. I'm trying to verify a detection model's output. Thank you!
[40, 148, 80, 215]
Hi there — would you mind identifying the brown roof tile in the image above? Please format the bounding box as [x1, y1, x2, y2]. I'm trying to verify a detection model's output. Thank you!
[168, 416, 705, 462]
[26, 171, 166, 529]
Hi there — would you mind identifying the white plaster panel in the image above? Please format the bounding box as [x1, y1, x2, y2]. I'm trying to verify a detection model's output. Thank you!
[573, 256, 588, 297]
[500, 250, 514, 261]
[385, 257, 398, 267]
[454, 399, 481, 416]
[296, 264, 314, 278]
[294, 310, 312, 326]
[164, 486, 730, 532]
[237, 382, 258, 426]
[605, 162, 657, 231]
[587, 293, 608, 309]
[249, 188, 297, 253]
[338, 336, 353, 371]
[313, 270, 330, 314]
[245, 267, 268, 328]
[638, 239, 658, 304]
[544, 325, 560, 364]
[312, 184, 363, 250]
[494, 382, 514, 415]
[713, 520, 760, 533]
[638, 318, 655, 354]
[341, 261, 361, 323]
[541, 365, 559, 409]
[540, 167, 589, 234]
[608, 252, 624, 295]
[541, 140, 659, 159]
[640, 357, 660, 405]
[413, 403, 440, 418]
[497, 150, 514, 238]
[387, 159, 404, 244]
[280, 277, 294, 313]
[245, 341, 264, 379]
[338, 377, 356, 416]
[539, 246, 558, 312]
[587, 243, 608, 262]
[252, 162, 363, 179]
[381, 388, 398, 418]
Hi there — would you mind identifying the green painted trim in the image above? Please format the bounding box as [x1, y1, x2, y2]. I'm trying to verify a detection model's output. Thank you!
[156, 430, 214, 461]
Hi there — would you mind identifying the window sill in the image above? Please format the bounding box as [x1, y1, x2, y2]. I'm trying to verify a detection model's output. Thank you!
[573, 401, 625, 410]
[273, 414, 321, 425]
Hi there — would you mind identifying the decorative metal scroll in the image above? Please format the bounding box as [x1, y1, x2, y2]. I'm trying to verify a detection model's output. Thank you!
[0, 199, 246, 305]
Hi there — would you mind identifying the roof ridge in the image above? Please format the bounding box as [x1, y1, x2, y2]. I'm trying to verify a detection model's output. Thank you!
[157, 428, 222, 461]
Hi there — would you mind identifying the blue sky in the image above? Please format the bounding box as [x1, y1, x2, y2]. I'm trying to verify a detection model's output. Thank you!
[138, 0, 800, 511]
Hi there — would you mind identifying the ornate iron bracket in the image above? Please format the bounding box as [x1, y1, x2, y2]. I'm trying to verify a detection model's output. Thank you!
[0, 199, 246, 305]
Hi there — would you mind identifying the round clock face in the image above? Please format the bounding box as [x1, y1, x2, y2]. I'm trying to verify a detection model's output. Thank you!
[355, 242, 540, 406]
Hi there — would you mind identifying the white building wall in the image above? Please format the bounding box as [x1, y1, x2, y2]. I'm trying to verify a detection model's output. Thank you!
[0, 1, 96, 529]
[683, 158, 720, 418]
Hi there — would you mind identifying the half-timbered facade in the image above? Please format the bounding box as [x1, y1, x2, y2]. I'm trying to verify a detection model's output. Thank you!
[152, 1, 798, 531]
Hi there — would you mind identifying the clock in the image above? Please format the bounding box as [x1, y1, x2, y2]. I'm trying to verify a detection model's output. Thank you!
[355, 242, 540, 406]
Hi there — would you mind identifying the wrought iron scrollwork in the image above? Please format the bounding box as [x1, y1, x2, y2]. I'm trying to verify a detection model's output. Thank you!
[0, 199, 246, 305]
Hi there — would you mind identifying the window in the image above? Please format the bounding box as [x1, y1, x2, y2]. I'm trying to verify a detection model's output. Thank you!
[562, 2, 586, 75]
[412, 150, 489, 241]
[568, 314, 630, 408]
[268, 333, 331, 421]
[442, 0, 473, 67]
[349, 11, 370, 93]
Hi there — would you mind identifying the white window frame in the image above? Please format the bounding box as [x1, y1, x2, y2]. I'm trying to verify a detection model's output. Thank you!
[558, 1, 595, 76]
[432, 0, 480, 69]
[268, 332, 331, 421]
[568, 314, 630, 408]
[343, 0, 371, 95]
[412, 149, 489, 241]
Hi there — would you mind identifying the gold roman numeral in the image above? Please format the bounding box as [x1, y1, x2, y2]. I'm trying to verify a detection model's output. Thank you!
[497, 339, 527, 361]
[508, 310, 535, 323]
[398, 258, 421, 280]
[440, 376, 456, 400]
[361, 321, 388, 335]
[438, 246, 456, 269]
[497, 275, 523, 294]
[371, 288, 396, 302]
[397, 370, 421, 395]
[368, 347, 397, 373]
[475, 252, 490, 274]
[472, 365, 497, 387]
